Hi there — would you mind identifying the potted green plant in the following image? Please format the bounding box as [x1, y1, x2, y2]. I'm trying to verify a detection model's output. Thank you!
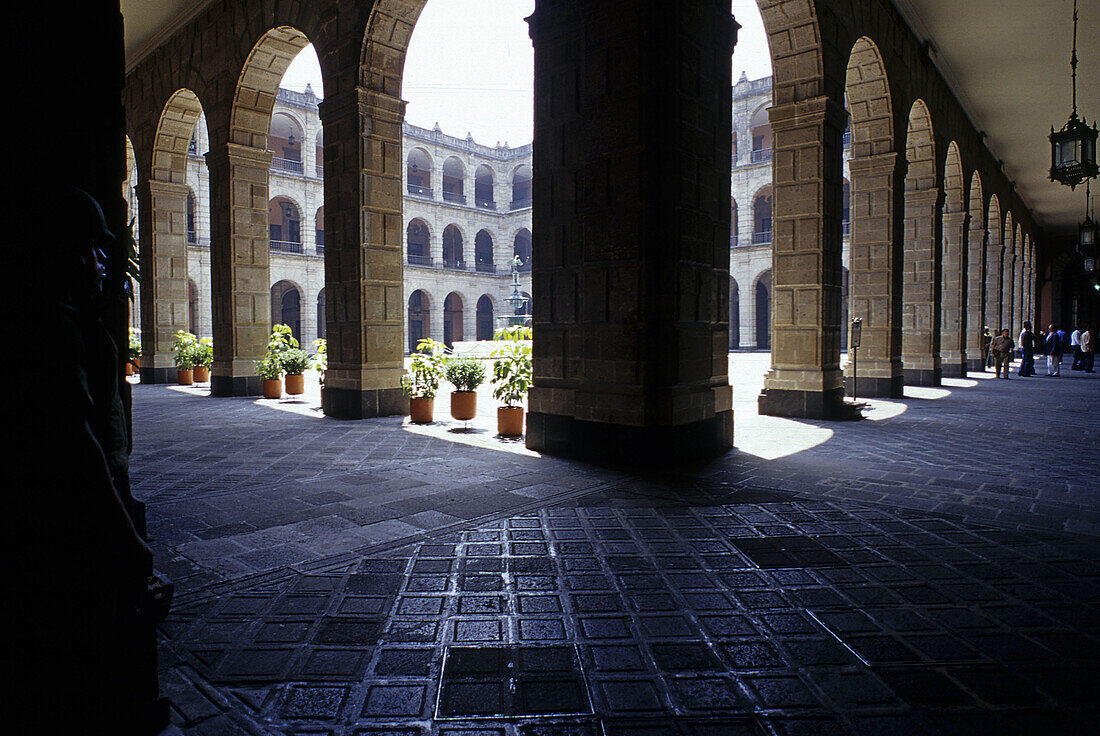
[193, 337, 213, 382]
[444, 356, 486, 421]
[281, 348, 310, 395]
[172, 330, 198, 385]
[311, 338, 327, 388]
[491, 337, 533, 436]
[256, 353, 283, 398]
[400, 338, 446, 423]
[127, 327, 141, 376]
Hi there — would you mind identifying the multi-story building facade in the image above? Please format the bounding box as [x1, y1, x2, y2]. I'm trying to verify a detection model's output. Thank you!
[129, 85, 533, 354]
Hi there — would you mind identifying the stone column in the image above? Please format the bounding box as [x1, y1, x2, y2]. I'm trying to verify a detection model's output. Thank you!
[757, 96, 850, 417]
[137, 178, 190, 383]
[965, 225, 987, 372]
[1002, 249, 1015, 335]
[739, 286, 754, 350]
[205, 143, 272, 396]
[901, 187, 943, 385]
[986, 242, 1004, 333]
[843, 152, 905, 398]
[318, 88, 406, 418]
[525, 0, 736, 460]
[1014, 249, 1024, 329]
[940, 208, 968, 376]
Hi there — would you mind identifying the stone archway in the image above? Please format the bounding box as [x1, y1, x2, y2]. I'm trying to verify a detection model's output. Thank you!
[940, 141, 967, 376]
[965, 172, 987, 372]
[443, 292, 463, 348]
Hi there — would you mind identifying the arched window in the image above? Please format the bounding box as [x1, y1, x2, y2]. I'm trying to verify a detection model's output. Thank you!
[443, 292, 464, 348]
[186, 190, 197, 244]
[271, 281, 302, 344]
[315, 205, 325, 254]
[188, 279, 199, 335]
[750, 106, 771, 163]
[408, 290, 430, 353]
[476, 296, 494, 340]
[442, 156, 465, 203]
[269, 197, 302, 252]
[513, 228, 532, 271]
[475, 230, 494, 272]
[842, 179, 850, 237]
[475, 164, 495, 209]
[407, 219, 430, 265]
[314, 129, 324, 178]
[269, 113, 304, 172]
[729, 278, 740, 350]
[443, 225, 464, 269]
[755, 271, 771, 350]
[752, 188, 772, 244]
[511, 165, 532, 209]
[730, 198, 738, 246]
[317, 288, 326, 341]
[407, 148, 432, 196]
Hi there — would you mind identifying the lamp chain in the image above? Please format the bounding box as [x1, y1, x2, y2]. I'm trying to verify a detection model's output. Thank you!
[1071, 0, 1079, 117]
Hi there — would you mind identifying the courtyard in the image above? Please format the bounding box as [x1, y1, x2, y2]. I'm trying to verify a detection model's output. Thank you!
[137, 353, 1100, 735]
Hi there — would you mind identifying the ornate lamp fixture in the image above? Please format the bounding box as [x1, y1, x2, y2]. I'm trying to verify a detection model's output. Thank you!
[1050, 0, 1098, 189]
[1079, 181, 1098, 274]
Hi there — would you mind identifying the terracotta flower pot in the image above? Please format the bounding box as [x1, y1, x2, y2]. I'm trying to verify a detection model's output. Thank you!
[409, 397, 434, 423]
[125, 362, 134, 376]
[262, 378, 282, 399]
[133, 357, 140, 369]
[497, 406, 525, 436]
[177, 368, 193, 385]
[193, 365, 210, 382]
[450, 391, 477, 421]
[285, 373, 305, 395]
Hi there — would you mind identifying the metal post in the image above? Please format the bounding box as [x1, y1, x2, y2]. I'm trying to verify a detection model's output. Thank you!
[850, 318, 862, 401]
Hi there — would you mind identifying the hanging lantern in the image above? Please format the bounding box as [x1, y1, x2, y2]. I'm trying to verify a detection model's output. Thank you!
[1079, 182, 1098, 273]
[1050, 0, 1099, 189]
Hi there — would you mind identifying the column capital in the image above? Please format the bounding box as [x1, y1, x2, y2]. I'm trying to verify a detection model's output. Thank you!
[848, 150, 906, 177]
[204, 142, 272, 171]
[768, 95, 848, 132]
[318, 86, 406, 125]
[140, 178, 189, 197]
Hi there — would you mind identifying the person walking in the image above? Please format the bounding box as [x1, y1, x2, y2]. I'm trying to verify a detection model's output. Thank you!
[1017, 321, 1036, 376]
[1082, 325, 1095, 373]
[981, 326, 993, 370]
[1070, 326, 1083, 370]
[991, 328, 1015, 379]
[1045, 324, 1064, 376]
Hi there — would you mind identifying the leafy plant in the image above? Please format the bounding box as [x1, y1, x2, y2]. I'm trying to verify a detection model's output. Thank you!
[255, 353, 283, 380]
[281, 348, 310, 375]
[444, 357, 487, 393]
[267, 324, 299, 358]
[400, 338, 447, 399]
[128, 327, 142, 363]
[195, 337, 213, 368]
[124, 217, 140, 302]
[491, 340, 533, 407]
[311, 338, 327, 387]
[172, 330, 199, 369]
[493, 325, 532, 341]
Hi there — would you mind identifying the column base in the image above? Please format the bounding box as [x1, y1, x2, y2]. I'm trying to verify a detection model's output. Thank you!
[966, 358, 988, 374]
[940, 363, 967, 379]
[138, 366, 173, 384]
[525, 411, 733, 464]
[323, 386, 406, 419]
[902, 367, 942, 386]
[757, 387, 860, 420]
[211, 375, 262, 397]
[843, 375, 903, 398]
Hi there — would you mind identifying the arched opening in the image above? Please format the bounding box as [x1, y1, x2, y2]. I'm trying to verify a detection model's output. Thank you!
[730, 198, 739, 246]
[314, 206, 324, 254]
[314, 129, 324, 179]
[407, 218, 431, 265]
[987, 195, 1004, 332]
[442, 156, 465, 204]
[443, 224, 464, 269]
[841, 179, 850, 237]
[475, 164, 496, 209]
[407, 148, 433, 196]
[729, 278, 740, 349]
[188, 279, 199, 336]
[511, 164, 532, 209]
[841, 268, 850, 351]
[749, 105, 771, 163]
[966, 173, 987, 372]
[269, 112, 305, 173]
[186, 189, 197, 244]
[941, 141, 966, 375]
[752, 187, 772, 244]
[408, 290, 430, 353]
[513, 228, 532, 271]
[443, 292, 464, 348]
[475, 230, 494, 272]
[476, 295, 494, 340]
[271, 280, 303, 344]
[268, 196, 302, 253]
[317, 288, 326, 341]
[755, 271, 771, 350]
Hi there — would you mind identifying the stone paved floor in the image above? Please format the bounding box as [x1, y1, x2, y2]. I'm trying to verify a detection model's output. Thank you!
[134, 354, 1100, 735]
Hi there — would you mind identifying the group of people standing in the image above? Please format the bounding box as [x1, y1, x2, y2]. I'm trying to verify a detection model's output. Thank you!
[982, 323, 1095, 379]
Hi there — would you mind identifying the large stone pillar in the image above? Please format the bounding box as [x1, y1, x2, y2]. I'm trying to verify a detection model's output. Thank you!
[940, 208, 968, 376]
[205, 143, 273, 396]
[965, 226, 987, 372]
[901, 187, 943, 385]
[137, 178, 190, 384]
[844, 152, 905, 397]
[986, 242, 1004, 332]
[1002, 249, 1016, 335]
[757, 96, 849, 418]
[525, 0, 736, 460]
[318, 88, 406, 419]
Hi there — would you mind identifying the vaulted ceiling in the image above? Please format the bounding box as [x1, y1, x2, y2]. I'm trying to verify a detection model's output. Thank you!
[122, 0, 1098, 234]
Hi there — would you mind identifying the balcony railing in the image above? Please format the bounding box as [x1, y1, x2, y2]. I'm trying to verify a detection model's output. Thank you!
[510, 197, 532, 211]
[316, 245, 325, 255]
[516, 260, 532, 272]
[476, 198, 497, 210]
[842, 130, 852, 147]
[475, 261, 496, 273]
[408, 184, 433, 197]
[752, 231, 772, 245]
[442, 191, 466, 204]
[407, 254, 432, 266]
[750, 148, 772, 164]
[315, 164, 324, 178]
[842, 221, 850, 237]
[443, 259, 466, 270]
[187, 231, 197, 245]
[271, 157, 304, 174]
[270, 240, 303, 254]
